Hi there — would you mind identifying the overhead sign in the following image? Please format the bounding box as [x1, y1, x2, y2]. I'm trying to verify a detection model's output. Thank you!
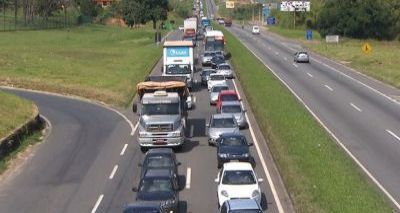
[361, 43, 372, 54]
[326, 35, 339, 43]
[280, 1, 311, 12]
[226, 1, 235, 9]
[166, 47, 190, 57]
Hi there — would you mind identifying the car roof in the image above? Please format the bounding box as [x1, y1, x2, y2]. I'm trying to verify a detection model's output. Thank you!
[218, 63, 230, 67]
[146, 148, 174, 155]
[223, 162, 253, 171]
[210, 73, 225, 77]
[212, 113, 235, 119]
[143, 168, 172, 178]
[221, 101, 241, 107]
[220, 90, 238, 95]
[226, 199, 261, 210]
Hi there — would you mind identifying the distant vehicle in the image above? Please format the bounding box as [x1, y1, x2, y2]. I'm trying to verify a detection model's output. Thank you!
[178, 25, 184, 31]
[204, 30, 224, 52]
[215, 162, 263, 207]
[208, 73, 227, 91]
[216, 63, 233, 79]
[200, 69, 217, 86]
[204, 26, 214, 32]
[202, 51, 215, 66]
[217, 18, 225, 25]
[184, 17, 198, 39]
[224, 18, 232, 27]
[210, 83, 230, 105]
[216, 133, 253, 168]
[252, 25, 260, 35]
[211, 55, 226, 69]
[216, 90, 241, 112]
[133, 169, 180, 212]
[220, 101, 247, 128]
[207, 114, 239, 146]
[294, 51, 310, 63]
[123, 202, 162, 213]
[139, 148, 181, 179]
[220, 199, 263, 213]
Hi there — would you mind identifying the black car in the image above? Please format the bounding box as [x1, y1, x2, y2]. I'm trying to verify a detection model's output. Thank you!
[133, 169, 179, 212]
[139, 148, 181, 179]
[216, 133, 253, 168]
[200, 69, 217, 86]
[211, 55, 225, 69]
[123, 202, 162, 213]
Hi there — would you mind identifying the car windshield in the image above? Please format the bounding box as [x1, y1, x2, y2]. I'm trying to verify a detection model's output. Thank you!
[221, 94, 238, 101]
[222, 170, 256, 185]
[166, 64, 191, 74]
[204, 52, 213, 57]
[221, 105, 242, 113]
[139, 178, 173, 193]
[220, 136, 247, 146]
[145, 155, 173, 168]
[212, 86, 229, 92]
[211, 118, 235, 128]
[142, 103, 179, 115]
[230, 210, 262, 213]
[218, 65, 230, 70]
[210, 75, 225, 81]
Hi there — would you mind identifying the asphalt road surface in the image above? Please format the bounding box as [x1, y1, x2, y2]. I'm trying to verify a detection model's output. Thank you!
[0, 31, 293, 212]
[223, 21, 400, 210]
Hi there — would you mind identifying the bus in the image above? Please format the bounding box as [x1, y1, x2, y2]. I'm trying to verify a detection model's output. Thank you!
[204, 30, 224, 52]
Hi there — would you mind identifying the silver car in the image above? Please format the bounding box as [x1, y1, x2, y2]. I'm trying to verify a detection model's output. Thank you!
[294, 51, 310, 63]
[220, 101, 247, 129]
[216, 63, 234, 79]
[202, 51, 214, 66]
[210, 83, 230, 105]
[207, 114, 240, 146]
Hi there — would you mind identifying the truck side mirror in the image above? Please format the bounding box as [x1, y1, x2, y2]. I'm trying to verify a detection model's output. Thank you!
[132, 103, 138, 113]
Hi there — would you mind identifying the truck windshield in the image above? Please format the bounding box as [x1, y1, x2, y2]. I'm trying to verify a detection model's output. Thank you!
[142, 103, 180, 115]
[166, 64, 191, 75]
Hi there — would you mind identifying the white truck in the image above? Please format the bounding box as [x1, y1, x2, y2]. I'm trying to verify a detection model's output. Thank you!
[183, 17, 198, 39]
[163, 41, 195, 89]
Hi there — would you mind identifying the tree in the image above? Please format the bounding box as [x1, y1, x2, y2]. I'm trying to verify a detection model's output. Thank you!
[144, 0, 168, 29]
[121, 0, 147, 28]
[77, 0, 101, 17]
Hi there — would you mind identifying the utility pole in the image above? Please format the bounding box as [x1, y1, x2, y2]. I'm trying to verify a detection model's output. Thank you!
[258, 4, 261, 24]
[293, 10, 296, 29]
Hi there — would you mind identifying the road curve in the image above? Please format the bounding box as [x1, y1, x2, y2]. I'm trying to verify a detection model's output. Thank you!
[0, 88, 133, 213]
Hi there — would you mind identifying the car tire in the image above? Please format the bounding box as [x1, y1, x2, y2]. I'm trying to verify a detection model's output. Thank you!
[217, 161, 222, 168]
[140, 146, 148, 153]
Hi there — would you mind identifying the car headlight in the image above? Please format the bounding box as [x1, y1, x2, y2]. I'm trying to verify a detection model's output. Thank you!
[138, 131, 147, 137]
[221, 190, 229, 197]
[218, 153, 228, 158]
[171, 130, 183, 137]
[252, 190, 260, 198]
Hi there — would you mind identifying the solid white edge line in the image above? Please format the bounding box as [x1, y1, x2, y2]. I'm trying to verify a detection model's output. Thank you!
[132, 121, 139, 135]
[350, 103, 362, 112]
[307, 72, 313, 78]
[386, 130, 400, 142]
[186, 167, 192, 189]
[193, 95, 197, 103]
[190, 124, 195, 138]
[109, 165, 119, 179]
[233, 35, 400, 210]
[324, 85, 333, 91]
[232, 79, 285, 213]
[120, 144, 128, 156]
[91, 194, 104, 213]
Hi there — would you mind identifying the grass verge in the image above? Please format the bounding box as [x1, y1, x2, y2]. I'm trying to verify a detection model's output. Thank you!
[0, 91, 36, 139]
[215, 24, 393, 212]
[267, 25, 400, 88]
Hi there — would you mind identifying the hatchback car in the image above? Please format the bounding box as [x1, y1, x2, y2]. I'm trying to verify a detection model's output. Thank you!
[216, 133, 253, 168]
[294, 51, 310, 63]
[216, 63, 234, 79]
[200, 69, 217, 86]
[216, 90, 241, 112]
[207, 114, 240, 146]
[220, 101, 247, 128]
[215, 162, 263, 207]
[139, 148, 181, 179]
[133, 169, 179, 212]
[208, 73, 227, 91]
[220, 199, 263, 213]
[252, 25, 260, 34]
[210, 83, 230, 105]
[211, 55, 226, 69]
[202, 52, 215, 66]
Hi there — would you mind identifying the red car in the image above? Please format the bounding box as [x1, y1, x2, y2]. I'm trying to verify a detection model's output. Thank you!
[216, 90, 241, 112]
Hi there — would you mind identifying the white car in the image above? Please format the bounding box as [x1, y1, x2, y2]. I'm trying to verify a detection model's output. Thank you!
[252, 25, 260, 34]
[208, 73, 227, 91]
[216, 63, 234, 79]
[215, 162, 263, 207]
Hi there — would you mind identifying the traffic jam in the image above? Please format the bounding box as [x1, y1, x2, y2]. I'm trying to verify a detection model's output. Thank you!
[124, 1, 266, 212]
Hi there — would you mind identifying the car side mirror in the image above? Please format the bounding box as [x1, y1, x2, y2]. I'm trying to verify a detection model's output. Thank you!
[258, 178, 264, 183]
[248, 143, 254, 146]
[225, 52, 232, 60]
[206, 123, 210, 127]
[214, 178, 219, 183]
[243, 109, 247, 113]
[132, 187, 138, 192]
[138, 163, 142, 167]
[177, 162, 182, 166]
[132, 103, 138, 113]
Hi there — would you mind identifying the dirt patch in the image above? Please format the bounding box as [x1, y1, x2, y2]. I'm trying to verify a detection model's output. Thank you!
[105, 18, 127, 27]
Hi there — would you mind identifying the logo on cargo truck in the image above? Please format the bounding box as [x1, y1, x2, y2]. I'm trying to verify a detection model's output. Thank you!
[167, 47, 190, 57]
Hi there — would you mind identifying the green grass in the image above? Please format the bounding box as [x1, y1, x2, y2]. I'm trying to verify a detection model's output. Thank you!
[215, 24, 393, 212]
[0, 91, 36, 139]
[0, 24, 163, 106]
[267, 26, 400, 88]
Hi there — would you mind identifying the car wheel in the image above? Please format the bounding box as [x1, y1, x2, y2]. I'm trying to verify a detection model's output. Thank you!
[140, 146, 148, 153]
[217, 161, 222, 168]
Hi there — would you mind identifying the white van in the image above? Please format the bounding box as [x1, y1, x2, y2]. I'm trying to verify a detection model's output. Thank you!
[252, 25, 260, 35]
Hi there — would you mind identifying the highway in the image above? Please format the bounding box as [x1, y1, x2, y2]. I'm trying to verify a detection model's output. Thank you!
[220, 19, 400, 210]
[0, 31, 293, 212]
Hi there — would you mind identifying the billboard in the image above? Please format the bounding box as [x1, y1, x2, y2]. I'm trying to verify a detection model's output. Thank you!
[226, 1, 235, 9]
[280, 1, 311, 12]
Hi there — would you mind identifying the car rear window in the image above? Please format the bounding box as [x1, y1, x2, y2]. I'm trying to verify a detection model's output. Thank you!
[221, 94, 238, 101]
[210, 75, 225, 81]
[211, 118, 235, 128]
[220, 136, 246, 146]
[218, 65, 230, 70]
[212, 86, 229, 92]
[221, 105, 241, 113]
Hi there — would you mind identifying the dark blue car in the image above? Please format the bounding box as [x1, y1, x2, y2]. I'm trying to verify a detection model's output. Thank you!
[216, 133, 253, 168]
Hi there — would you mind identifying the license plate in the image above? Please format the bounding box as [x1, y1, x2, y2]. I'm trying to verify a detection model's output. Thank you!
[154, 140, 166, 145]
